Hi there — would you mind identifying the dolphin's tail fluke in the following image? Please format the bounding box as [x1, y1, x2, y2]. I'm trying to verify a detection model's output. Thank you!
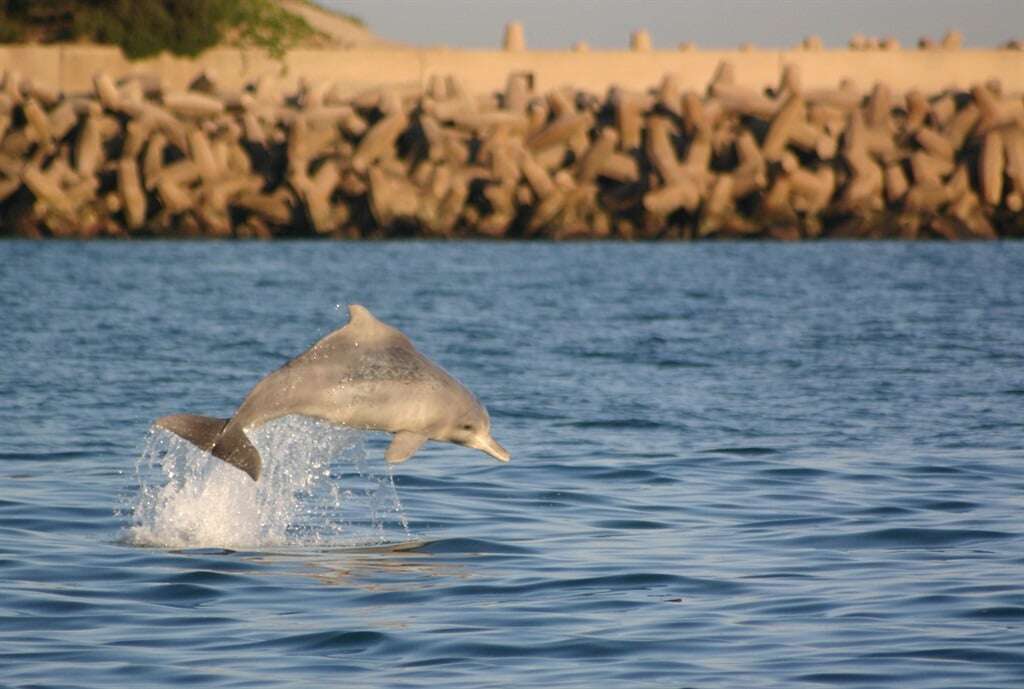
[210, 425, 262, 482]
[153, 414, 263, 481]
[154, 414, 228, 451]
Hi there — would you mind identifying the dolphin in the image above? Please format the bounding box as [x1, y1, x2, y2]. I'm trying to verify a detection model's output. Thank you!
[153, 304, 510, 481]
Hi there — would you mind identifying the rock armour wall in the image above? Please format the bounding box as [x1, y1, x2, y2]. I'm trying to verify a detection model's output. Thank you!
[2, 54, 1024, 239]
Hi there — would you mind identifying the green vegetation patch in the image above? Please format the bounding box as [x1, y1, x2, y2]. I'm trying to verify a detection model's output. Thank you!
[0, 0, 320, 59]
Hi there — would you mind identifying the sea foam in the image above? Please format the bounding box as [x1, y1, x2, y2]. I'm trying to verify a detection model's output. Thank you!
[126, 416, 409, 549]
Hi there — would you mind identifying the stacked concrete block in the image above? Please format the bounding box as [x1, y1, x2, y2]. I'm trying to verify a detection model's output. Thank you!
[0, 62, 1022, 240]
[502, 22, 526, 52]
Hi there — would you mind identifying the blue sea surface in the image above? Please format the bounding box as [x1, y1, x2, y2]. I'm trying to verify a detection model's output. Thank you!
[1, 241, 1023, 688]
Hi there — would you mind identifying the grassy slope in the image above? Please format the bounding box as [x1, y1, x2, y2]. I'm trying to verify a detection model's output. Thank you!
[0, 1, 383, 58]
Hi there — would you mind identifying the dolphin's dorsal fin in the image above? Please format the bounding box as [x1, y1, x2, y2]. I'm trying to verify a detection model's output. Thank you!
[299, 305, 414, 364]
[334, 304, 410, 347]
[345, 304, 395, 340]
[347, 304, 376, 326]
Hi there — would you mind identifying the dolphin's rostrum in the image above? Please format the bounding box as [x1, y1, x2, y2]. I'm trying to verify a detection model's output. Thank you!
[154, 305, 510, 481]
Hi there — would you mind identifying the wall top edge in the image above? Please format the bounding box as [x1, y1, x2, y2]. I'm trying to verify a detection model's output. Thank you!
[0, 44, 1022, 58]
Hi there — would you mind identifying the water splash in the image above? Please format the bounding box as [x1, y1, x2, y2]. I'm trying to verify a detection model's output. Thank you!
[125, 416, 410, 549]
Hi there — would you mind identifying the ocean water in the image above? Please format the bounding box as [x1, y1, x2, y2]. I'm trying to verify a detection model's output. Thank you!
[1, 240, 1023, 688]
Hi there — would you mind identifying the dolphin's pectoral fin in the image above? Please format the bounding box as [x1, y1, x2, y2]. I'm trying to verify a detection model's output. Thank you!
[154, 414, 229, 452]
[385, 431, 428, 464]
[210, 426, 263, 481]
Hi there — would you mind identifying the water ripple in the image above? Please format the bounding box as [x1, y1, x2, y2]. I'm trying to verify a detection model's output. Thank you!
[2, 242, 1024, 688]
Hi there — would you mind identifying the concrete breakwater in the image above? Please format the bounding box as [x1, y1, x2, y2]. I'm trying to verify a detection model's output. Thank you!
[2, 64, 1024, 240]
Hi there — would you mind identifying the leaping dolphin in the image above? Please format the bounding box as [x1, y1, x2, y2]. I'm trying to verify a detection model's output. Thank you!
[153, 304, 510, 481]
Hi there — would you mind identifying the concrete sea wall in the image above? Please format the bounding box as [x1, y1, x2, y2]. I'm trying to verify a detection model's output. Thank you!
[1, 42, 1024, 239]
[2, 44, 1023, 97]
